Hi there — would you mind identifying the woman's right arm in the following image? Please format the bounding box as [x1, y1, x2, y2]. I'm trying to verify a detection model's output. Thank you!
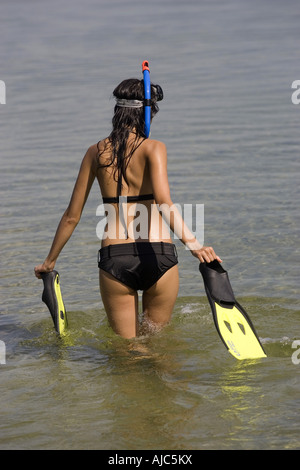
[34, 146, 96, 278]
[147, 141, 222, 264]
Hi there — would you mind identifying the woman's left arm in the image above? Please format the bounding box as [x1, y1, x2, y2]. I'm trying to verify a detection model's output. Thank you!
[34, 146, 96, 278]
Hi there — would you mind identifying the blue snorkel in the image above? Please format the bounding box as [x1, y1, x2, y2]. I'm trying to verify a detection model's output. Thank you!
[142, 60, 151, 138]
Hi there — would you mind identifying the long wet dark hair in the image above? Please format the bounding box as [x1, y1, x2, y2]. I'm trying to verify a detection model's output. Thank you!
[97, 78, 161, 197]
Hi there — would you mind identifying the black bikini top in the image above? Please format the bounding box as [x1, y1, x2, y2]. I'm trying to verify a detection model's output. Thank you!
[102, 193, 154, 204]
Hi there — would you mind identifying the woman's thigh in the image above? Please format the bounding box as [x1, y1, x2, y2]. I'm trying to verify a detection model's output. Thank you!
[99, 269, 139, 339]
[142, 264, 179, 328]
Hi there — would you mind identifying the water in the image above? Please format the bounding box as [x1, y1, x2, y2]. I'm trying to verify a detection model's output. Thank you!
[1, 0, 300, 450]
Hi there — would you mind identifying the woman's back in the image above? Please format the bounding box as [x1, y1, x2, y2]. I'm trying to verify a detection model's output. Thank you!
[95, 134, 172, 246]
[96, 134, 152, 198]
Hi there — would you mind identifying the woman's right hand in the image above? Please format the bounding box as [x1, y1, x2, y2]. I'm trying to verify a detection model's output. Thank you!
[191, 246, 222, 264]
[34, 260, 55, 279]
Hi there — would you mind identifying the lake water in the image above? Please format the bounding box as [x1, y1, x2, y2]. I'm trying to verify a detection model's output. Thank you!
[1, 0, 300, 451]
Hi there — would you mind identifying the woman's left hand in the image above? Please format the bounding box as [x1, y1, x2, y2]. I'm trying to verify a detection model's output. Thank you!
[191, 246, 222, 264]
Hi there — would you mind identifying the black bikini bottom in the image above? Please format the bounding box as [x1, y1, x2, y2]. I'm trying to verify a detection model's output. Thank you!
[98, 242, 178, 291]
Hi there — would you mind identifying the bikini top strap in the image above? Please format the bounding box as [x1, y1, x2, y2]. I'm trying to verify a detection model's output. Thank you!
[102, 193, 154, 204]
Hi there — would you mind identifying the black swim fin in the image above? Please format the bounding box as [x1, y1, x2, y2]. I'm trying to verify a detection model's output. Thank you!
[41, 270, 68, 335]
[199, 261, 266, 360]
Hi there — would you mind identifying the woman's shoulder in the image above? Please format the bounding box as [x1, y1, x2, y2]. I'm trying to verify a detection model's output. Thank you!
[145, 137, 165, 147]
[143, 138, 167, 160]
[85, 139, 111, 163]
[88, 138, 110, 154]
[80, 139, 110, 174]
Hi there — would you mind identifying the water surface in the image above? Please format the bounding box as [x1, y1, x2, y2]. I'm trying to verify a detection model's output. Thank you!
[1, 0, 299, 450]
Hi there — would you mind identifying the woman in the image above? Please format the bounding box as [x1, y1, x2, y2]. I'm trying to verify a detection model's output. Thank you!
[34, 78, 222, 339]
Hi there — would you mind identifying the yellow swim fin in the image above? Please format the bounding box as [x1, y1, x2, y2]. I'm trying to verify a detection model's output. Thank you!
[199, 261, 266, 360]
[41, 271, 68, 335]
